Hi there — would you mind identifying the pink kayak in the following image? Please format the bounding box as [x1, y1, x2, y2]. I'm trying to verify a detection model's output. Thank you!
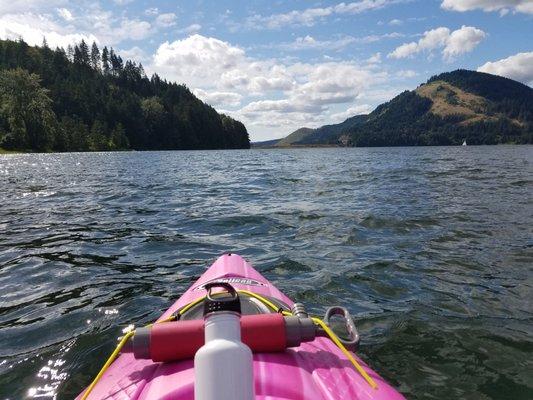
[77, 253, 405, 400]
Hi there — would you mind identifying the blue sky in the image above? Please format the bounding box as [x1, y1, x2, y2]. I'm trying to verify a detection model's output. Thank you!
[0, 0, 532, 140]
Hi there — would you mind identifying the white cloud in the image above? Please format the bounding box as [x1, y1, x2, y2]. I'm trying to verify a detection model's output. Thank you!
[417, 27, 450, 50]
[287, 62, 384, 107]
[360, 87, 406, 103]
[263, 60, 380, 125]
[330, 104, 373, 122]
[244, 0, 406, 30]
[240, 99, 322, 114]
[0, 13, 98, 48]
[82, 6, 153, 44]
[57, 8, 73, 21]
[442, 25, 486, 61]
[193, 88, 243, 107]
[153, 35, 246, 87]
[333, 0, 402, 13]
[478, 52, 533, 86]
[155, 13, 177, 28]
[112, 19, 152, 42]
[152, 35, 295, 94]
[366, 52, 382, 63]
[388, 27, 449, 58]
[150, 34, 389, 139]
[113, 0, 134, 5]
[360, 32, 404, 42]
[0, 3, 154, 47]
[396, 69, 418, 78]
[145, 7, 159, 16]
[0, 0, 65, 15]
[389, 18, 403, 25]
[389, 42, 419, 59]
[118, 46, 149, 63]
[388, 25, 486, 61]
[441, 0, 533, 14]
[247, 7, 331, 29]
[224, 109, 325, 133]
[270, 32, 403, 52]
[278, 35, 356, 51]
[180, 24, 202, 34]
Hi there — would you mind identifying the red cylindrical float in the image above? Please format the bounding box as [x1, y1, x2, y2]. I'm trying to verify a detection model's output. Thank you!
[241, 313, 286, 352]
[151, 319, 205, 362]
[141, 313, 287, 362]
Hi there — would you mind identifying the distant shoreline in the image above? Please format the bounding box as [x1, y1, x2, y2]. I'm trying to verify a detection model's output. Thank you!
[3, 144, 531, 155]
[0, 148, 21, 155]
[250, 143, 531, 149]
[251, 143, 339, 149]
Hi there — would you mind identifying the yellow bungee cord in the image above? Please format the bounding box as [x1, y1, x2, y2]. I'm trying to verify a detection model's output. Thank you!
[80, 302, 200, 400]
[80, 290, 376, 399]
[311, 317, 377, 389]
[80, 331, 135, 400]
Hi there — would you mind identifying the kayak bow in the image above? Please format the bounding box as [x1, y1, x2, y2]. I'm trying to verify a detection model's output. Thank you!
[78, 253, 405, 400]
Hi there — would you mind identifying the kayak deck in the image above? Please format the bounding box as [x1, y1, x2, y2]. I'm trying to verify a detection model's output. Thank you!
[78, 254, 405, 400]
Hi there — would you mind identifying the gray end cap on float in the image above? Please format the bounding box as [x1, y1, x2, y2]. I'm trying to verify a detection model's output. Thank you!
[284, 316, 317, 347]
[132, 327, 151, 359]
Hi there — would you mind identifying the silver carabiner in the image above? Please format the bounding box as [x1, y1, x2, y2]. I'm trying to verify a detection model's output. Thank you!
[323, 306, 360, 351]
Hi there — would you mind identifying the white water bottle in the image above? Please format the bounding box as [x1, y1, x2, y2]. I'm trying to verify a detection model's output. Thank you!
[194, 283, 254, 400]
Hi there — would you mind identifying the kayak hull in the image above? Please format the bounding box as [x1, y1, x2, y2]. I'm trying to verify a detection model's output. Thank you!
[78, 254, 405, 400]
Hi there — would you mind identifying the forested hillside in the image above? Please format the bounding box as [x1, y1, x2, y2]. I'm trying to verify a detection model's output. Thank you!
[348, 70, 532, 146]
[261, 70, 532, 147]
[0, 39, 249, 152]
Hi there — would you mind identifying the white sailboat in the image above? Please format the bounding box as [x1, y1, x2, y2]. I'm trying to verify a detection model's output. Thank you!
[462, 140, 467, 146]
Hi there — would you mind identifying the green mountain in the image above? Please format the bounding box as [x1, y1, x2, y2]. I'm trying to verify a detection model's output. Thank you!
[295, 115, 368, 145]
[0, 38, 249, 152]
[276, 127, 315, 146]
[253, 116, 368, 148]
[261, 70, 532, 147]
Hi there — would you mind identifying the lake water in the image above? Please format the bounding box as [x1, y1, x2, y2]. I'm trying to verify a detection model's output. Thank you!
[0, 146, 532, 399]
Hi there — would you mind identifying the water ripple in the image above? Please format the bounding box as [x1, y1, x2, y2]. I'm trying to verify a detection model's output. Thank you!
[0, 146, 532, 399]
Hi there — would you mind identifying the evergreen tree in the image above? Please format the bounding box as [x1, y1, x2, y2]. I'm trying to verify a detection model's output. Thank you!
[66, 44, 74, 62]
[109, 48, 123, 75]
[73, 45, 81, 64]
[78, 39, 90, 66]
[90, 42, 100, 71]
[138, 63, 146, 79]
[101, 46, 110, 75]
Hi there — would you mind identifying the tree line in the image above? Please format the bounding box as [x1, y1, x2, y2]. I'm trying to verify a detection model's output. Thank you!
[0, 38, 250, 152]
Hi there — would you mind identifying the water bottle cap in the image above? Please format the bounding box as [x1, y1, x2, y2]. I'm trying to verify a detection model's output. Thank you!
[203, 282, 241, 316]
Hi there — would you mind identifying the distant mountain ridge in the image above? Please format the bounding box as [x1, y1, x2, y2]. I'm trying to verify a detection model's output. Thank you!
[255, 70, 532, 147]
[276, 127, 315, 146]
